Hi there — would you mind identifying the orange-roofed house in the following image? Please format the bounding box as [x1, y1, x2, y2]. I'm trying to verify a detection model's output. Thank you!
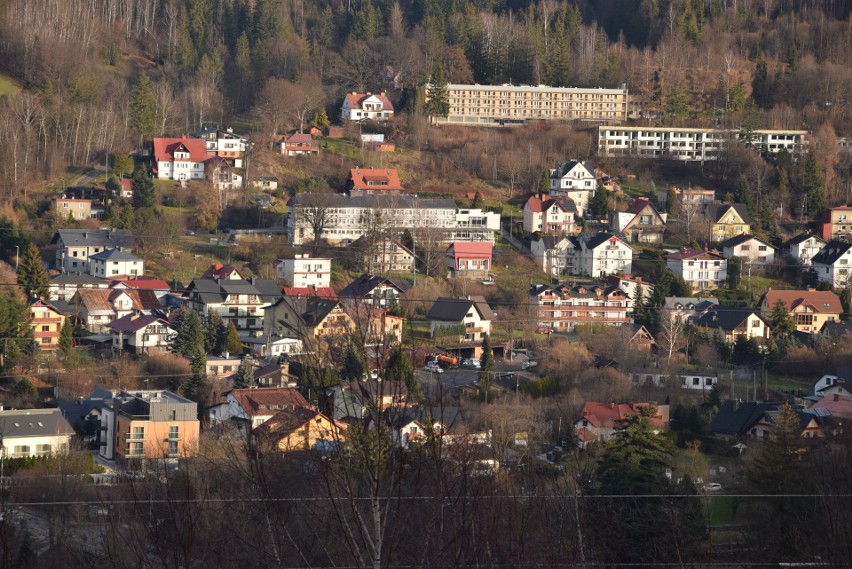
[340, 92, 394, 122]
[348, 167, 403, 195]
[574, 402, 670, 448]
[758, 288, 842, 334]
[280, 133, 319, 157]
[523, 194, 578, 235]
[110, 277, 171, 299]
[152, 136, 210, 181]
[202, 264, 244, 280]
[447, 242, 492, 278]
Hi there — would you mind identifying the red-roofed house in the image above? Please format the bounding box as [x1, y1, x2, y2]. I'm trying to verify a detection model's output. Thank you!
[110, 277, 171, 299]
[202, 264, 244, 280]
[574, 402, 670, 448]
[447, 242, 492, 278]
[811, 394, 852, 419]
[348, 168, 403, 195]
[282, 286, 338, 299]
[222, 387, 312, 429]
[340, 92, 394, 122]
[523, 194, 578, 235]
[152, 137, 210, 181]
[758, 288, 842, 334]
[280, 133, 319, 157]
[254, 407, 345, 452]
[608, 198, 667, 243]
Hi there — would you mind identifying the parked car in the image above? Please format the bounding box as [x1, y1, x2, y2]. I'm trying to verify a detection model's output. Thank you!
[702, 483, 722, 492]
[462, 358, 481, 368]
[536, 325, 555, 335]
[424, 363, 444, 374]
[521, 360, 538, 369]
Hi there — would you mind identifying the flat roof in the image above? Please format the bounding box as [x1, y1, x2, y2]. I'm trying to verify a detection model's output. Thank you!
[445, 83, 627, 94]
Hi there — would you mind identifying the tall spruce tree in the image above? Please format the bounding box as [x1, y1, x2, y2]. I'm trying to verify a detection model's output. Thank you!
[172, 307, 205, 358]
[204, 312, 227, 355]
[129, 73, 157, 145]
[479, 333, 494, 390]
[58, 318, 74, 360]
[131, 165, 156, 209]
[223, 321, 243, 355]
[17, 243, 49, 300]
[233, 360, 255, 389]
[424, 65, 450, 119]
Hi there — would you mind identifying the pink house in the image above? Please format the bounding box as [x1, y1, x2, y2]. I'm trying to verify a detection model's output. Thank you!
[447, 242, 492, 278]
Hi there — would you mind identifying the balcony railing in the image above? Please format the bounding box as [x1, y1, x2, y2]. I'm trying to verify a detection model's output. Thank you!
[124, 433, 145, 440]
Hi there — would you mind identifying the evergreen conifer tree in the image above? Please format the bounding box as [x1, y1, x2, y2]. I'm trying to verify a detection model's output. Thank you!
[223, 321, 243, 355]
[17, 243, 49, 300]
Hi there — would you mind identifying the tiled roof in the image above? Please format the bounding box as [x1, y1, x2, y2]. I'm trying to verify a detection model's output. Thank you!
[284, 133, 314, 145]
[52, 229, 132, 249]
[578, 402, 669, 429]
[710, 400, 777, 437]
[708, 203, 751, 224]
[109, 313, 172, 333]
[89, 248, 141, 262]
[153, 136, 209, 163]
[338, 274, 404, 299]
[110, 277, 170, 291]
[760, 289, 842, 314]
[349, 168, 403, 191]
[783, 233, 824, 247]
[230, 387, 310, 417]
[694, 306, 763, 332]
[201, 264, 243, 280]
[282, 286, 337, 299]
[344, 92, 394, 112]
[74, 288, 161, 313]
[720, 234, 771, 249]
[448, 241, 492, 258]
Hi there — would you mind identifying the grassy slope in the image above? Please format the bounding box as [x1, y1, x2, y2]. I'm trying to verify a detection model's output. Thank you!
[0, 73, 22, 97]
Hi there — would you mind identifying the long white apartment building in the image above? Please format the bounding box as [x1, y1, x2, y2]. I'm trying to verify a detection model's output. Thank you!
[288, 194, 499, 246]
[429, 83, 629, 126]
[597, 126, 807, 161]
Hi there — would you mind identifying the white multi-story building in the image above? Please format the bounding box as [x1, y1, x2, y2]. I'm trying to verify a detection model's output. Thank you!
[720, 234, 776, 266]
[666, 248, 728, 291]
[571, 233, 634, 278]
[191, 127, 247, 168]
[811, 241, 852, 288]
[341, 92, 394, 122]
[152, 137, 209, 180]
[597, 126, 807, 161]
[783, 233, 825, 267]
[0, 409, 74, 458]
[549, 161, 596, 215]
[429, 84, 628, 126]
[288, 195, 497, 246]
[51, 229, 133, 274]
[529, 283, 630, 331]
[276, 255, 332, 288]
[89, 248, 144, 278]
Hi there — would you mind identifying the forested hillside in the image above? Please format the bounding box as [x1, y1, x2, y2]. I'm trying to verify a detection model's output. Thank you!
[0, 0, 850, 199]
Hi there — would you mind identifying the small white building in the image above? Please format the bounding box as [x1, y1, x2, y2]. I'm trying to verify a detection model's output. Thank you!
[531, 235, 576, 276]
[783, 233, 825, 267]
[549, 161, 596, 216]
[720, 234, 776, 266]
[428, 296, 495, 343]
[666, 248, 727, 291]
[0, 408, 75, 458]
[89, 248, 144, 279]
[341, 92, 394, 122]
[811, 241, 852, 288]
[276, 255, 332, 288]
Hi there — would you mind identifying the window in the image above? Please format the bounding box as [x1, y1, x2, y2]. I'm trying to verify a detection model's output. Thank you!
[752, 319, 760, 328]
[168, 426, 179, 439]
[692, 377, 700, 386]
[14, 445, 30, 456]
[797, 314, 814, 326]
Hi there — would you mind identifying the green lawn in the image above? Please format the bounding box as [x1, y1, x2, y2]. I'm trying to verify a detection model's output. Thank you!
[0, 73, 22, 97]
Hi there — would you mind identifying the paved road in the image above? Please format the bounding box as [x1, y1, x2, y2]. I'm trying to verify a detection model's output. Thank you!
[70, 165, 106, 188]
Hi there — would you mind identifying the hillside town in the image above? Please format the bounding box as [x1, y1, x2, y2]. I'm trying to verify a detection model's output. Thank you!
[1, 1, 852, 567]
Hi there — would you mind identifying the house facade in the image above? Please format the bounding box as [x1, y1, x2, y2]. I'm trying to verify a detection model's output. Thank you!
[52, 229, 133, 274]
[48, 273, 108, 302]
[783, 233, 825, 266]
[430, 84, 628, 126]
[281, 133, 319, 156]
[255, 408, 344, 452]
[693, 306, 769, 344]
[758, 289, 842, 334]
[666, 249, 727, 291]
[608, 198, 667, 243]
[818, 206, 852, 241]
[549, 161, 596, 215]
[352, 235, 415, 274]
[183, 279, 270, 339]
[205, 157, 243, 190]
[338, 274, 405, 308]
[30, 300, 65, 351]
[530, 283, 630, 331]
[109, 314, 175, 354]
[276, 255, 332, 288]
[572, 233, 633, 278]
[574, 402, 669, 447]
[720, 234, 776, 266]
[191, 127, 247, 167]
[89, 248, 144, 279]
[531, 235, 575, 276]
[523, 194, 577, 235]
[811, 241, 852, 288]
[341, 92, 394, 122]
[707, 204, 751, 242]
[71, 288, 161, 333]
[152, 136, 209, 181]
[0, 409, 74, 458]
[447, 241, 492, 278]
[53, 197, 103, 220]
[99, 390, 199, 461]
[428, 296, 495, 343]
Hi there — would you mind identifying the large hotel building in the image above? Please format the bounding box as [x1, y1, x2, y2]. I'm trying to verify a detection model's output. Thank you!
[430, 83, 629, 126]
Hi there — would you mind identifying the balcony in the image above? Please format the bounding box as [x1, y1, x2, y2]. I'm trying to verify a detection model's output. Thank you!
[124, 433, 145, 441]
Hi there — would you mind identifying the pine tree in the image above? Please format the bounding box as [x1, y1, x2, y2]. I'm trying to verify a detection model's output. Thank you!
[591, 187, 609, 216]
[17, 243, 49, 300]
[471, 192, 484, 209]
[767, 300, 796, 341]
[802, 152, 825, 217]
[424, 65, 450, 119]
[342, 342, 367, 381]
[129, 73, 157, 145]
[58, 318, 74, 359]
[479, 333, 494, 390]
[538, 169, 551, 195]
[171, 307, 205, 358]
[223, 321, 243, 355]
[666, 187, 678, 215]
[312, 109, 330, 128]
[233, 360, 255, 389]
[131, 165, 156, 209]
[204, 312, 227, 355]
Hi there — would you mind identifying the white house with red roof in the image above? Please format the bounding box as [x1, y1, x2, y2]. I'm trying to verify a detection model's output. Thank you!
[574, 402, 670, 448]
[447, 242, 492, 278]
[152, 136, 209, 181]
[341, 92, 394, 122]
[608, 198, 667, 243]
[202, 264, 245, 280]
[523, 194, 578, 235]
[665, 248, 727, 291]
[110, 277, 171, 299]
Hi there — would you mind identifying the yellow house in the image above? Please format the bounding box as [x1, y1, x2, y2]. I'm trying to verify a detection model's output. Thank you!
[708, 203, 751, 242]
[256, 408, 345, 452]
[29, 300, 66, 351]
[759, 289, 842, 334]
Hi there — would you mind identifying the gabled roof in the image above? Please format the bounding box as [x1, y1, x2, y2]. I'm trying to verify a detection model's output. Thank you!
[783, 233, 825, 247]
[89, 248, 142, 262]
[230, 387, 310, 417]
[663, 297, 720, 312]
[719, 234, 773, 249]
[577, 402, 668, 429]
[811, 240, 852, 266]
[339, 274, 405, 300]
[535, 235, 576, 250]
[0, 408, 75, 439]
[284, 133, 314, 145]
[282, 286, 337, 299]
[74, 288, 161, 313]
[428, 296, 496, 322]
[694, 306, 765, 332]
[710, 400, 777, 437]
[109, 313, 172, 334]
[153, 137, 209, 163]
[202, 264, 243, 280]
[525, 194, 577, 214]
[666, 248, 725, 261]
[821, 319, 852, 338]
[530, 283, 627, 300]
[184, 279, 266, 305]
[448, 241, 493, 259]
[625, 197, 656, 215]
[110, 277, 170, 291]
[349, 168, 403, 191]
[51, 229, 133, 249]
[759, 288, 842, 314]
[581, 232, 631, 251]
[551, 160, 593, 179]
[255, 407, 339, 439]
[50, 273, 107, 286]
[344, 92, 394, 112]
[707, 203, 752, 224]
